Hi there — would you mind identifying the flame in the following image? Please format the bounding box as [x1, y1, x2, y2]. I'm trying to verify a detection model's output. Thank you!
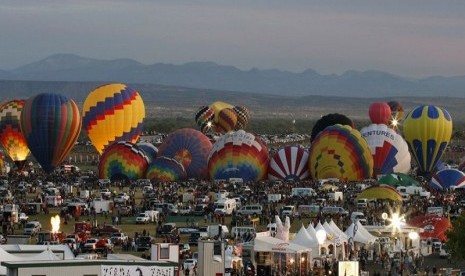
[51, 215, 60, 234]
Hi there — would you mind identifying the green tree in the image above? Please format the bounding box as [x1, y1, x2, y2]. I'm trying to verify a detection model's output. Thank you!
[446, 214, 465, 260]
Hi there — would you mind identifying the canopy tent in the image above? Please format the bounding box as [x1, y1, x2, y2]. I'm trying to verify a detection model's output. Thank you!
[292, 225, 318, 253]
[356, 185, 403, 203]
[345, 221, 377, 245]
[306, 223, 317, 238]
[329, 220, 349, 241]
[254, 236, 310, 254]
[378, 173, 419, 187]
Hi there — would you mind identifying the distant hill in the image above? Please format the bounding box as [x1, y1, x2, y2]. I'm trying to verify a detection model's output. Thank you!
[1, 80, 465, 123]
[2, 53, 465, 98]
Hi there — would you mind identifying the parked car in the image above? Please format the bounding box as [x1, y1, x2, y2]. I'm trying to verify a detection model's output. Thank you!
[110, 232, 128, 245]
[82, 238, 99, 252]
[19, 212, 29, 223]
[114, 193, 130, 204]
[157, 223, 177, 236]
[92, 225, 121, 236]
[23, 221, 42, 236]
[183, 258, 197, 271]
[179, 206, 193, 216]
[135, 236, 153, 251]
[135, 213, 150, 224]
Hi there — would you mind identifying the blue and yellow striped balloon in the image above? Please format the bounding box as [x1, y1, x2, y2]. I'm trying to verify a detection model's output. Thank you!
[83, 83, 145, 154]
[403, 105, 452, 176]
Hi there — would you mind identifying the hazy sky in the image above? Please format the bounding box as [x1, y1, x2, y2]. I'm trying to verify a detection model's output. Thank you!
[1, 0, 465, 78]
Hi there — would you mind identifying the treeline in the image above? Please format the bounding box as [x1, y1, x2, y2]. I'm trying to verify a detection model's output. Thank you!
[143, 117, 465, 138]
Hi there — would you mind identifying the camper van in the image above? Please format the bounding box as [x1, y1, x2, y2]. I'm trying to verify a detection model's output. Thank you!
[214, 198, 237, 215]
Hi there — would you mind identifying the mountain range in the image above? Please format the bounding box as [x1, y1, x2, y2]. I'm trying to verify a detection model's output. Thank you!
[2, 53, 465, 98]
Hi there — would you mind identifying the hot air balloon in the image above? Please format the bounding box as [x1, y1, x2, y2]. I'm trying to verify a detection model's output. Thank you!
[146, 156, 187, 182]
[360, 124, 411, 177]
[210, 101, 234, 123]
[20, 94, 81, 173]
[0, 100, 30, 169]
[136, 142, 158, 164]
[195, 106, 215, 133]
[308, 124, 373, 181]
[368, 102, 391, 125]
[387, 101, 404, 130]
[233, 106, 250, 130]
[82, 83, 145, 154]
[157, 128, 212, 179]
[430, 168, 465, 191]
[216, 108, 237, 133]
[403, 105, 452, 176]
[98, 141, 149, 181]
[310, 113, 354, 142]
[356, 185, 403, 203]
[208, 130, 269, 182]
[268, 146, 310, 181]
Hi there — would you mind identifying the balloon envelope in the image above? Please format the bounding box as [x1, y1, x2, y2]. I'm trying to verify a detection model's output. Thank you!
[309, 124, 373, 181]
[136, 142, 158, 164]
[430, 168, 465, 191]
[0, 99, 30, 169]
[387, 101, 404, 129]
[146, 156, 187, 182]
[268, 146, 310, 181]
[403, 105, 452, 176]
[369, 102, 391, 125]
[20, 93, 81, 173]
[310, 113, 354, 142]
[360, 124, 411, 177]
[356, 185, 403, 202]
[98, 141, 149, 181]
[157, 128, 212, 179]
[408, 214, 451, 242]
[208, 130, 269, 182]
[83, 83, 145, 154]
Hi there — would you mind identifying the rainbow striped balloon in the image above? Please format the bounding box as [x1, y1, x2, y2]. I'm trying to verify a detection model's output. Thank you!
[98, 141, 149, 180]
[83, 83, 145, 154]
[309, 124, 373, 181]
[157, 128, 212, 179]
[208, 130, 269, 182]
[146, 156, 187, 182]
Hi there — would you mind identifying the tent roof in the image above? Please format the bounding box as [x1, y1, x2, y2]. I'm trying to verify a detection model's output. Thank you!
[254, 236, 310, 254]
[345, 221, 377, 244]
[292, 225, 318, 249]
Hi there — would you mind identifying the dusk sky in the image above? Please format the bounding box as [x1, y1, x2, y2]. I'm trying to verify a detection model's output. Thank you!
[1, 0, 465, 78]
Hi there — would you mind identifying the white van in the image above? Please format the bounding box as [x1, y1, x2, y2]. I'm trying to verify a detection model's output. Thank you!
[291, 188, 316, 198]
[214, 198, 236, 215]
[321, 206, 349, 216]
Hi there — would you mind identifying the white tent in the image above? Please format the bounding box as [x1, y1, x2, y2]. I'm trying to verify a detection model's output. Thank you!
[0, 247, 60, 275]
[306, 222, 317, 238]
[254, 236, 310, 254]
[292, 225, 318, 251]
[329, 220, 349, 241]
[345, 221, 377, 245]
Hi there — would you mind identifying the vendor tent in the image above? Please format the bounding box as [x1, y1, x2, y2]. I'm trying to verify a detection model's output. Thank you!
[345, 221, 377, 245]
